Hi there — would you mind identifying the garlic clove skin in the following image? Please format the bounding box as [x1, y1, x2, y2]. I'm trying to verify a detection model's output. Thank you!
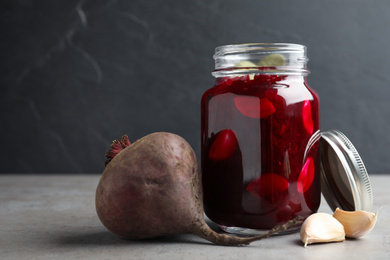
[300, 213, 345, 247]
[332, 208, 378, 238]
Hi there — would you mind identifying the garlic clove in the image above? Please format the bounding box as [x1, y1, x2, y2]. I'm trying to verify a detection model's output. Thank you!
[234, 61, 257, 80]
[257, 54, 286, 67]
[332, 207, 378, 238]
[300, 213, 345, 247]
[235, 61, 257, 68]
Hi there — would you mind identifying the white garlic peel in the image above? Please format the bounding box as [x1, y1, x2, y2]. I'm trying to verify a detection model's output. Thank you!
[300, 213, 345, 247]
[333, 208, 378, 238]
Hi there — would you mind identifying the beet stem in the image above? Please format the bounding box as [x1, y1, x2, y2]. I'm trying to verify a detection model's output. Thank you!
[193, 216, 304, 246]
[104, 135, 131, 167]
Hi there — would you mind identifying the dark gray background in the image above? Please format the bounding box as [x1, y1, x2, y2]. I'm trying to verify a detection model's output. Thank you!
[1, 0, 389, 174]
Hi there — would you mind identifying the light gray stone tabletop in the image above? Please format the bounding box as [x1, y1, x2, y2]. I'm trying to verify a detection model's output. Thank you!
[1, 174, 389, 260]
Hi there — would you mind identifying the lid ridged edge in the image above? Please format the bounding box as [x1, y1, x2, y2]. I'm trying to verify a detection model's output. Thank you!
[332, 130, 373, 206]
[320, 130, 373, 212]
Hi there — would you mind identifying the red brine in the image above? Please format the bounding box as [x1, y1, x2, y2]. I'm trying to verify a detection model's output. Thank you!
[201, 73, 321, 230]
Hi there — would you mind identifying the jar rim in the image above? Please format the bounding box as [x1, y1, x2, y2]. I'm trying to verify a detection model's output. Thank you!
[213, 43, 309, 76]
[214, 43, 306, 58]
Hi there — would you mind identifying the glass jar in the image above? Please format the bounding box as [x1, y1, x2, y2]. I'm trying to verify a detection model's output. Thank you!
[201, 43, 321, 234]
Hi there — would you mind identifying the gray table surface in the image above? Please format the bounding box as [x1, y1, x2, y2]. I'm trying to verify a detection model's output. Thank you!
[0, 174, 389, 260]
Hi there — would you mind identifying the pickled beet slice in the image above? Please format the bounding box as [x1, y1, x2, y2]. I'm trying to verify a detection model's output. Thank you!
[208, 129, 238, 161]
[247, 173, 289, 200]
[297, 157, 315, 194]
[234, 96, 276, 118]
[302, 100, 314, 134]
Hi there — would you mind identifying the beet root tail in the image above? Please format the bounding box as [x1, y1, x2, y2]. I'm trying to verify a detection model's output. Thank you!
[193, 216, 304, 246]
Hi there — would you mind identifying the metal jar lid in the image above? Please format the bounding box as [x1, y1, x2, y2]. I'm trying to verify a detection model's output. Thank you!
[320, 130, 373, 211]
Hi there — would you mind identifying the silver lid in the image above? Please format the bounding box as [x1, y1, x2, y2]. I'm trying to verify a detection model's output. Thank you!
[320, 130, 373, 211]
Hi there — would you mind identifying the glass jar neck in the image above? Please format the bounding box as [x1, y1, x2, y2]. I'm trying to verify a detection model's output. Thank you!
[212, 43, 309, 78]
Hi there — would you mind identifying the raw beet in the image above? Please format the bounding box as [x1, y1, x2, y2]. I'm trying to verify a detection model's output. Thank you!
[96, 132, 302, 246]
